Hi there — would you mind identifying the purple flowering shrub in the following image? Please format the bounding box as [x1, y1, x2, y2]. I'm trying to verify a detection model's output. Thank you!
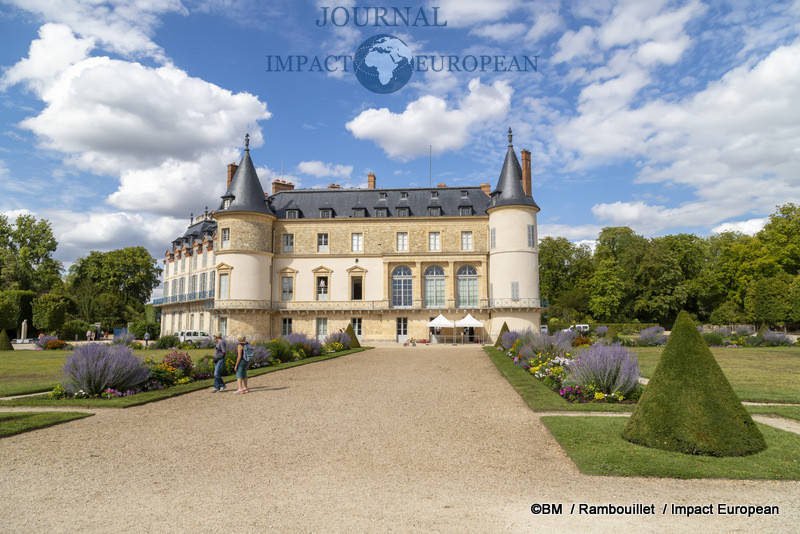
[735, 325, 755, 336]
[638, 326, 667, 346]
[324, 331, 351, 349]
[595, 326, 608, 338]
[714, 327, 732, 337]
[284, 332, 323, 357]
[113, 333, 136, 346]
[250, 344, 272, 368]
[565, 342, 640, 396]
[500, 330, 521, 351]
[762, 331, 791, 346]
[162, 351, 194, 374]
[35, 335, 59, 349]
[60, 343, 150, 396]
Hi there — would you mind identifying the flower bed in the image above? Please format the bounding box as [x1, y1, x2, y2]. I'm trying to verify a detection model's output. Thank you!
[502, 329, 644, 404]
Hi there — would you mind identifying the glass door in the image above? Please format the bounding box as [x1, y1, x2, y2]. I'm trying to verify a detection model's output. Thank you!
[396, 317, 408, 343]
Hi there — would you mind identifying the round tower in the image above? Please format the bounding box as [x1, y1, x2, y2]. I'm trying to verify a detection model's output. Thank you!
[212, 134, 275, 339]
[487, 129, 542, 339]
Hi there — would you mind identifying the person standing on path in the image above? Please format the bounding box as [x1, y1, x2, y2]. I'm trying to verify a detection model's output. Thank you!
[212, 333, 227, 393]
[234, 335, 250, 394]
[144, 331, 150, 347]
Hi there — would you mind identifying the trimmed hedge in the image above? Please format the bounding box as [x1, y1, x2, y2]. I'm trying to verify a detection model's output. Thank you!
[623, 311, 766, 457]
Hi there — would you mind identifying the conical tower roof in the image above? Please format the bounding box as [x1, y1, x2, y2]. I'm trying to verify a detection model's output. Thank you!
[623, 311, 766, 457]
[489, 128, 537, 209]
[218, 134, 275, 216]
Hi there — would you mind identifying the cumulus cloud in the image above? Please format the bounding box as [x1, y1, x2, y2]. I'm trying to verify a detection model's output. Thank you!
[346, 78, 513, 160]
[469, 23, 527, 42]
[296, 160, 353, 179]
[430, 0, 520, 27]
[539, 223, 603, 242]
[711, 218, 768, 236]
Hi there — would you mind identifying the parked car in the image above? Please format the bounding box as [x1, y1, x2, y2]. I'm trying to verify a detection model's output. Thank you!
[540, 325, 549, 335]
[175, 330, 211, 344]
[561, 324, 590, 334]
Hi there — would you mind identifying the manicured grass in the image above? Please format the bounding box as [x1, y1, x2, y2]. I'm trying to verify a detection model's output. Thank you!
[0, 348, 371, 408]
[634, 346, 800, 403]
[484, 347, 632, 412]
[0, 348, 216, 397]
[541, 416, 800, 479]
[746, 405, 800, 422]
[0, 411, 93, 438]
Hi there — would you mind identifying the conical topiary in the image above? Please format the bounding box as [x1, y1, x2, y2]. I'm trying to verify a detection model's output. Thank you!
[622, 311, 766, 456]
[344, 323, 361, 348]
[495, 322, 509, 347]
[0, 329, 13, 350]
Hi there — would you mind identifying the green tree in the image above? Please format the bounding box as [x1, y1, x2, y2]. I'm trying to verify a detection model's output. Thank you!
[0, 214, 62, 292]
[757, 203, 800, 276]
[69, 246, 162, 305]
[709, 300, 745, 325]
[632, 238, 688, 324]
[788, 276, 800, 324]
[0, 292, 20, 331]
[589, 259, 625, 321]
[707, 232, 779, 307]
[32, 292, 72, 333]
[744, 273, 791, 328]
[1, 290, 37, 337]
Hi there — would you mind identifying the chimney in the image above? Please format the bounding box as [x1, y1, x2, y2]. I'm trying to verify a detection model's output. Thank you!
[226, 163, 238, 189]
[437, 183, 446, 188]
[272, 179, 295, 195]
[367, 172, 376, 189]
[521, 149, 531, 196]
[480, 183, 491, 196]
[328, 184, 341, 189]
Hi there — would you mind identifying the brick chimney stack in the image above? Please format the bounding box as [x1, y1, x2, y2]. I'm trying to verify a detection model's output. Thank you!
[437, 183, 446, 188]
[367, 172, 376, 189]
[328, 184, 341, 189]
[480, 183, 491, 196]
[226, 163, 238, 189]
[521, 149, 531, 196]
[272, 179, 295, 195]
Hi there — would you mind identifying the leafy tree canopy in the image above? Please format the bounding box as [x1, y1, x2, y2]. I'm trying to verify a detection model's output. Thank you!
[0, 214, 62, 292]
[69, 246, 162, 305]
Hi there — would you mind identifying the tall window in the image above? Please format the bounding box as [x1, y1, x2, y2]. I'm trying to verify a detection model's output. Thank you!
[200, 272, 207, 293]
[461, 231, 473, 251]
[171, 279, 177, 298]
[179, 277, 185, 295]
[209, 272, 215, 297]
[457, 265, 478, 307]
[317, 233, 328, 253]
[282, 318, 292, 336]
[316, 318, 328, 340]
[511, 281, 520, 301]
[396, 232, 408, 252]
[181, 257, 185, 271]
[219, 317, 227, 337]
[283, 234, 294, 253]
[316, 276, 328, 301]
[219, 273, 229, 299]
[199, 314, 204, 331]
[428, 232, 440, 251]
[490, 228, 496, 249]
[202, 249, 207, 267]
[351, 233, 363, 252]
[424, 266, 445, 307]
[165, 262, 169, 276]
[221, 228, 230, 249]
[190, 275, 197, 295]
[193, 252, 197, 269]
[391, 266, 413, 308]
[281, 277, 293, 301]
[527, 224, 536, 248]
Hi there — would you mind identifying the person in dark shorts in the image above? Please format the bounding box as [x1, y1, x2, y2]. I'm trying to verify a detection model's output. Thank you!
[211, 333, 227, 392]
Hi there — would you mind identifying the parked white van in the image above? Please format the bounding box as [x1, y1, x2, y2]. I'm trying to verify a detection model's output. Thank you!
[175, 330, 211, 343]
[561, 324, 590, 334]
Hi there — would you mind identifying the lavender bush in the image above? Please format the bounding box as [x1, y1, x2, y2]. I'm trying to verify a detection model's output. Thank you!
[565, 342, 640, 396]
[324, 331, 352, 349]
[638, 326, 667, 346]
[284, 332, 323, 357]
[500, 330, 521, 351]
[595, 326, 609, 338]
[250, 344, 272, 367]
[735, 325, 755, 336]
[61, 344, 150, 396]
[35, 335, 59, 349]
[197, 337, 216, 349]
[113, 333, 136, 347]
[518, 332, 573, 362]
[714, 327, 732, 337]
[762, 331, 791, 346]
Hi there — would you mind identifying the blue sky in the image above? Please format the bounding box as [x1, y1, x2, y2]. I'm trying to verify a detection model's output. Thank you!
[1, 0, 799, 270]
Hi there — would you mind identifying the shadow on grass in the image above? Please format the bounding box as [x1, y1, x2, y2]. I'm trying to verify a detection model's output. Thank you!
[0, 412, 93, 439]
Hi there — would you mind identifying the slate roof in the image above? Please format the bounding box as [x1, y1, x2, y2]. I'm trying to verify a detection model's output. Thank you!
[216, 135, 275, 216]
[489, 129, 539, 210]
[171, 218, 216, 251]
[269, 186, 490, 219]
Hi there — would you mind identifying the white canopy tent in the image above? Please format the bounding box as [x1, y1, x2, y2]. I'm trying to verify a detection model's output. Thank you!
[427, 314, 455, 329]
[455, 314, 483, 328]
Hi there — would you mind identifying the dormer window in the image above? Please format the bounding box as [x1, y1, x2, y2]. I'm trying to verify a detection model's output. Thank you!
[379, 192, 387, 200]
[286, 209, 299, 219]
[375, 208, 388, 218]
[223, 198, 231, 209]
[401, 192, 408, 199]
[460, 190, 468, 199]
[353, 208, 366, 218]
[428, 207, 442, 216]
[397, 207, 410, 217]
[459, 206, 472, 216]
[320, 209, 333, 219]
[430, 191, 438, 199]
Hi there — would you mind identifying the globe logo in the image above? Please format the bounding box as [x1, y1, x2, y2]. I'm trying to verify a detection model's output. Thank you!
[354, 34, 413, 94]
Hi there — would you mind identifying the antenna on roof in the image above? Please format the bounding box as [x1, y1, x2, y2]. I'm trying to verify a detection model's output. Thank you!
[429, 144, 432, 188]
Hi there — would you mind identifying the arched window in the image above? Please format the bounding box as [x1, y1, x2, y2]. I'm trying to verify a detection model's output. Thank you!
[424, 265, 445, 307]
[392, 266, 412, 307]
[457, 265, 478, 308]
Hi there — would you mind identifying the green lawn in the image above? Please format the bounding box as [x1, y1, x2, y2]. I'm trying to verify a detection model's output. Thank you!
[634, 346, 800, 403]
[0, 348, 215, 397]
[0, 412, 93, 438]
[0, 347, 370, 408]
[541, 416, 800, 479]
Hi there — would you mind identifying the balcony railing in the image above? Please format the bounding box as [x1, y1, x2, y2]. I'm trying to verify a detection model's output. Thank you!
[152, 289, 215, 306]
[204, 297, 547, 312]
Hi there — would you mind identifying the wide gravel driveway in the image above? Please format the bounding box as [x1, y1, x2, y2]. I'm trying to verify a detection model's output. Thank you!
[1, 346, 797, 532]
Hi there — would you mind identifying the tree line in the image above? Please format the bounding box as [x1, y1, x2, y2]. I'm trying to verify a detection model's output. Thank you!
[540, 203, 800, 330]
[0, 214, 162, 339]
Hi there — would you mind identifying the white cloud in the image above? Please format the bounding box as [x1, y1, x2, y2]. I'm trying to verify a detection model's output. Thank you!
[345, 78, 513, 160]
[430, 0, 520, 27]
[4, 0, 186, 60]
[1, 208, 35, 220]
[470, 23, 527, 42]
[711, 218, 768, 236]
[539, 223, 603, 242]
[296, 160, 353, 179]
[257, 165, 302, 190]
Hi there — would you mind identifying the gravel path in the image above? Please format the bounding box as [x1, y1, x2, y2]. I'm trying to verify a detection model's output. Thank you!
[0, 346, 797, 533]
